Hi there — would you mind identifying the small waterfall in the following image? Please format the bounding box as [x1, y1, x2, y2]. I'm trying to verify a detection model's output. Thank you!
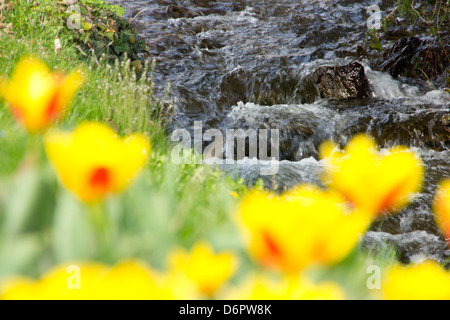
[365, 67, 404, 99]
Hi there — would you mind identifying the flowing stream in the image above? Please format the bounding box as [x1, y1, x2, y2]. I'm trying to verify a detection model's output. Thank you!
[109, 0, 450, 263]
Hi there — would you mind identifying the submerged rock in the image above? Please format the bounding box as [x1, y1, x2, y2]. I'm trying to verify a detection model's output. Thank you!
[327, 98, 450, 151]
[225, 102, 336, 161]
[441, 114, 450, 133]
[313, 61, 373, 99]
[166, 5, 197, 19]
[218, 157, 324, 192]
[361, 231, 450, 265]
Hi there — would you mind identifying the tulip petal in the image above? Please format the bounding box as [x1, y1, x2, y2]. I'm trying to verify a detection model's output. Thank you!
[45, 122, 150, 203]
[434, 179, 450, 242]
[238, 186, 371, 273]
[168, 242, 237, 297]
[383, 261, 450, 300]
[0, 56, 83, 132]
[321, 134, 424, 217]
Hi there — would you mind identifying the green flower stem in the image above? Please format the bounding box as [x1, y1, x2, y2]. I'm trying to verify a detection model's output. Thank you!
[88, 202, 113, 263]
[25, 133, 46, 167]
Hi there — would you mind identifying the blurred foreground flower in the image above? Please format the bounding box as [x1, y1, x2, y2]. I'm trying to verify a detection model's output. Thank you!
[168, 242, 237, 297]
[45, 122, 150, 203]
[226, 274, 344, 300]
[382, 261, 450, 300]
[238, 185, 370, 273]
[1, 260, 176, 300]
[0, 56, 84, 133]
[320, 134, 424, 217]
[434, 179, 450, 243]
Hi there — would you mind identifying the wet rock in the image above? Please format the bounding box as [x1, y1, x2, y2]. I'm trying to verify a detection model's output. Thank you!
[218, 66, 304, 108]
[191, 0, 246, 13]
[197, 31, 226, 49]
[313, 61, 373, 99]
[166, 5, 197, 19]
[225, 102, 336, 161]
[369, 214, 402, 235]
[421, 150, 450, 191]
[327, 99, 450, 151]
[399, 200, 442, 235]
[219, 157, 323, 192]
[380, 37, 450, 88]
[218, 61, 374, 110]
[441, 113, 450, 133]
[166, 2, 236, 19]
[371, 107, 450, 151]
[369, 194, 443, 238]
[361, 231, 450, 264]
[380, 37, 421, 76]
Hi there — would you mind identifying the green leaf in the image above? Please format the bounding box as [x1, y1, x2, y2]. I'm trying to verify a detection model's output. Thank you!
[3, 166, 55, 236]
[51, 192, 96, 263]
[369, 38, 383, 51]
[113, 39, 129, 55]
[428, 27, 437, 36]
[82, 22, 93, 31]
[109, 5, 125, 17]
[0, 235, 43, 279]
[104, 31, 115, 41]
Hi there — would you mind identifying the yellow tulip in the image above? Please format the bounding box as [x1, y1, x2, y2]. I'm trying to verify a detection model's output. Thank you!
[1, 260, 175, 300]
[237, 185, 371, 273]
[433, 179, 450, 242]
[226, 274, 345, 300]
[44, 122, 150, 203]
[168, 242, 238, 297]
[382, 261, 450, 300]
[320, 134, 424, 217]
[0, 56, 84, 132]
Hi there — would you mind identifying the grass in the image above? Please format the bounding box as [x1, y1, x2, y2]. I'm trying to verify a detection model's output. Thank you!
[0, 0, 167, 173]
[0, 0, 249, 278]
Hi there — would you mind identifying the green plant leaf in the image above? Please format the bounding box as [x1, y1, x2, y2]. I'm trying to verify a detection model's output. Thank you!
[3, 166, 55, 236]
[0, 235, 43, 279]
[51, 192, 96, 263]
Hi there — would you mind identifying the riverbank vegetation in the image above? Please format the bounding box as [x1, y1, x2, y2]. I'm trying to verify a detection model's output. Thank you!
[0, 0, 449, 300]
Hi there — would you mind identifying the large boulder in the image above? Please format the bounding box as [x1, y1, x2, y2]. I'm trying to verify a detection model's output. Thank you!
[312, 61, 373, 99]
[217, 61, 374, 109]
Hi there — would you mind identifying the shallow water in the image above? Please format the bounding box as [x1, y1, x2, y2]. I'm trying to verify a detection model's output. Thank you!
[110, 0, 450, 262]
